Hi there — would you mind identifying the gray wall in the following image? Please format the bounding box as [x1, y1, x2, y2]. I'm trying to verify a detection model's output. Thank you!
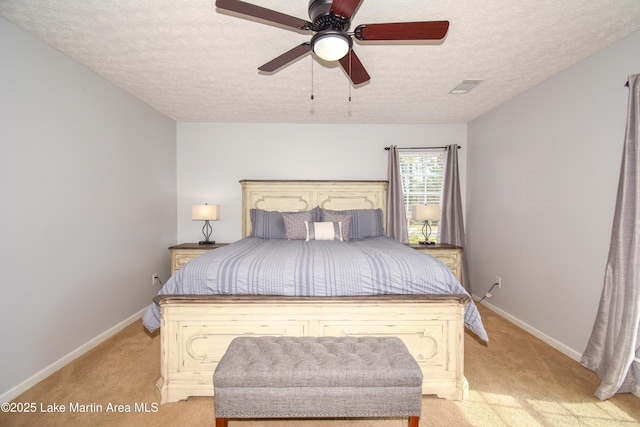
[466, 30, 640, 358]
[0, 17, 177, 399]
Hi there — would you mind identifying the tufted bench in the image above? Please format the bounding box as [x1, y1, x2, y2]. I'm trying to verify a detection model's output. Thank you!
[213, 336, 423, 427]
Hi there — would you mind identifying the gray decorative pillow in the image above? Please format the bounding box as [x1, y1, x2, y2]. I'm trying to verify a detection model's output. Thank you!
[305, 221, 343, 241]
[321, 208, 384, 240]
[320, 212, 351, 241]
[249, 209, 285, 239]
[283, 210, 314, 240]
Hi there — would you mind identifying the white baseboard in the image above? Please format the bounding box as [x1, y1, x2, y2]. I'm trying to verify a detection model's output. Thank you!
[475, 297, 582, 362]
[0, 308, 145, 404]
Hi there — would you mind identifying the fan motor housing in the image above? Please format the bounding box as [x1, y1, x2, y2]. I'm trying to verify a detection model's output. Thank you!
[309, 0, 350, 31]
[308, 0, 331, 21]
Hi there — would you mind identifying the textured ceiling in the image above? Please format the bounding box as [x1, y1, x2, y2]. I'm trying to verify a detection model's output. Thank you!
[1, 0, 639, 124]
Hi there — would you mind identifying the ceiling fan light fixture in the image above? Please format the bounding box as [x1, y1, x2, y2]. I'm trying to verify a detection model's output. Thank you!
[311, 31, 352, 61]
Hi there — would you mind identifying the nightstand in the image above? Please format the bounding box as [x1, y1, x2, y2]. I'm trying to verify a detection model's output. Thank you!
[169, 243, 229, 275]
[409, 244, 463, 282]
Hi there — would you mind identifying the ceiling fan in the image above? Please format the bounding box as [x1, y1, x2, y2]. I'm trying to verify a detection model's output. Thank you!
[215, 0, 449, 85]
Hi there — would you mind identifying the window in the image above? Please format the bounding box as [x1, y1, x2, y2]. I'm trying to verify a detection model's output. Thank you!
[399, 150, 446, 244]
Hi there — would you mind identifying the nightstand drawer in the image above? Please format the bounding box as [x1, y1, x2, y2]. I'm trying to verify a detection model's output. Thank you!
[409, 244, 462, 283]
[173, 250, 209, 273]
[425, 249, 458, 268]
[169, 243, 228, 275]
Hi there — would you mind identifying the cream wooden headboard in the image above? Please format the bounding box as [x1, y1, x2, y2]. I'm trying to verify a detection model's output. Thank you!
[240, 180, 388, 237]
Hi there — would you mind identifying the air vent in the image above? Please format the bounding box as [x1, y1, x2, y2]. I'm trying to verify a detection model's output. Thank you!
[450, 80, 483, 94]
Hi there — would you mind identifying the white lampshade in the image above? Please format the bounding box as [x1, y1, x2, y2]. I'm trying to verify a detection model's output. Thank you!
[412, 205, 441, 221]
[192, 204, 220, 221]
[312, 33, 351, 61]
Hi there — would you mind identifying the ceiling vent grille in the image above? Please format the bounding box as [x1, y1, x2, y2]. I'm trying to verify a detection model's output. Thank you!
[450, 80, 483, 94]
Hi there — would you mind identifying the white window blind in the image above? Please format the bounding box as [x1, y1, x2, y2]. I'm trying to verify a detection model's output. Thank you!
[399, 149, 446, 244]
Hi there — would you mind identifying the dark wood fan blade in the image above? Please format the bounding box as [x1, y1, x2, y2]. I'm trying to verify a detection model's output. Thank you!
[216, 0, 311, 30]
[338, 49, 370, 85]
[354, 21, 449, 41]
[258, 43, 312, 72]
[330, 0, 364, 19]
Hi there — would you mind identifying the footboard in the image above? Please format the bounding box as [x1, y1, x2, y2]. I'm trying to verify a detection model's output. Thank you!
[155, 294, 470, 404]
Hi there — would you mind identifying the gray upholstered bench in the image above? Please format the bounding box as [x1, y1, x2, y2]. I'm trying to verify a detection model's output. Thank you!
[213, 336, 423, 427]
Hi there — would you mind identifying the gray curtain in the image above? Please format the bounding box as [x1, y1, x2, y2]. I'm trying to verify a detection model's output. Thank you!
[386, 145, 408, 243]
[440, 144, 471, 293]
[580, 74, 640, 400]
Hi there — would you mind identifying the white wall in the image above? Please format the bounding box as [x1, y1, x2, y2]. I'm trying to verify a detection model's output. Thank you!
[467, 30, 640, 358]
[176, 123, 467, 243]
[0, 18, 177, 399]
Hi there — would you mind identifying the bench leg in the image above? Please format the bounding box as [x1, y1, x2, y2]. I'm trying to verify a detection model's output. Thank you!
[408, 416, 420, 427]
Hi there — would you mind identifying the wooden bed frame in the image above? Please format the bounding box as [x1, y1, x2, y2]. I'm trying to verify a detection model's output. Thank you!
[155, 180, 469, 403]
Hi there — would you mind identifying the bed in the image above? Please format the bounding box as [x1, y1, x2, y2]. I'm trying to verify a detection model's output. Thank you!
[143, 180, 487, 404]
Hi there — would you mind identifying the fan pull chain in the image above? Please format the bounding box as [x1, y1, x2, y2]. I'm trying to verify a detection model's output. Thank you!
[310, 57, 314, 100]
[348, 51, 352, 102]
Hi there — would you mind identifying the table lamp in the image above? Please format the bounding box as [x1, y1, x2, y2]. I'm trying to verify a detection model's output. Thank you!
[411, 205, 441, 245]
[192, 204, 220, 245]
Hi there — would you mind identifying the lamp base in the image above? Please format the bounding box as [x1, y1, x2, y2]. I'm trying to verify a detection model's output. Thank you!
[419, 241, 435, 245]
[199, 240, 216, 245]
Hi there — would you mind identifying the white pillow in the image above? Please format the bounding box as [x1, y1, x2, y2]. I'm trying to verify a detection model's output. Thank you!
[305, 221, 343, 241]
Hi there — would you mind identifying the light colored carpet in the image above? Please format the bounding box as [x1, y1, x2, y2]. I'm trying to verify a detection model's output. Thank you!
[1, 305, 639, 426]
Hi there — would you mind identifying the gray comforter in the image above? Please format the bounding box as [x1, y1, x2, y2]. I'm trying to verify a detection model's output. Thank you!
[142, 237, 488, 341]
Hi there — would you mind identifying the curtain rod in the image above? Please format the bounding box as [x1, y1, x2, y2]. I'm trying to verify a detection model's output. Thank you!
[384, 146, 461, 151]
